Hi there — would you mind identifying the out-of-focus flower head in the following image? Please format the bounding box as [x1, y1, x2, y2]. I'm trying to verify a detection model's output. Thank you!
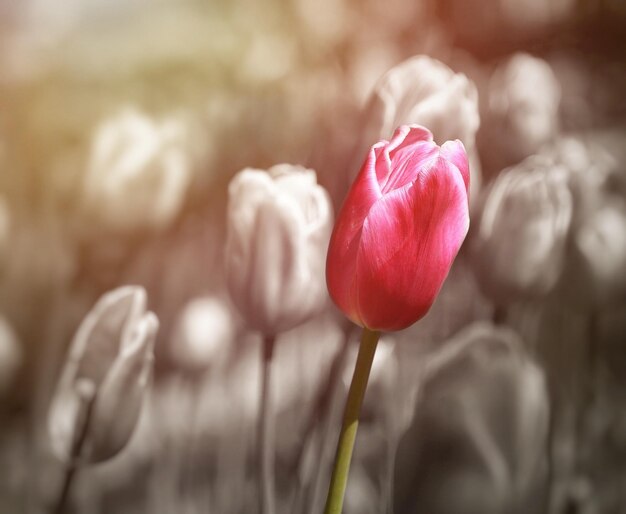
[225, 164, 333, 336]
[481, 53, 561, 174]
[574, 197, 626, 305]
[545, 134, 617, 224]
[82, 108, 192, 234]
[358, 56, 482, 203]
[170, 295, 236, 373]
[0, 316, 22, 398]
[394, 322, 549, 514]
[365, 55, 480, 149]
[471, 154, 573, 305]
[48, 286, 158, 465]
[542, 132, 626, 306]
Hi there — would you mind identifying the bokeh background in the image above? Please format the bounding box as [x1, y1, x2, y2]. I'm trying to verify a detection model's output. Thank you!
[0, 0, 625, 513]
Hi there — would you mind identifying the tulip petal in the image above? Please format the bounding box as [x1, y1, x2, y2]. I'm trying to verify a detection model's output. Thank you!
[89, 312, 158, 462]
[75, 286, 146, 386]
[377, 126, 434, 191]
[388, 125, 433, 157]
[231, 194, 308, 334]
[326, 145, 384, 325]
[355, 157, 469, 331]
[380, 141, 438, 194]
[441, 140, 470, 194]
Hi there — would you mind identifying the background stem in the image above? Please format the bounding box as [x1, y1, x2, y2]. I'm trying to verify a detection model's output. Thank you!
[258, 335, 276, 514]
[305, 330, 351, 514]
[323, 328, 379, 514]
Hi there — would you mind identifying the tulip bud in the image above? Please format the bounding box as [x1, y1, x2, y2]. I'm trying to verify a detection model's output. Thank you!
[170, 296, 236, 372]
[395, 322, 549, 514]
[575, 197, 626, 303]
[548, 134, 622, 229]
[481, 53, 560, 173]
[48, 286, 158, 465]
[83, 108, 191, 233]
[471, 155, 573, 304]
[366, 56, 480, 148]
[0, 316, 22, 398]
[225, 164, 333, 336]
[327, 125, 470, 331]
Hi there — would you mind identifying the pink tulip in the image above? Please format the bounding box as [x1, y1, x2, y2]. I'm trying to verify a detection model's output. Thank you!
[326, 125, 470, 331]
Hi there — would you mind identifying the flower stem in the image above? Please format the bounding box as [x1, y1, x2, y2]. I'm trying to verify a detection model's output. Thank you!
[305, 332, 351, 514]
[323, 328, 380, 514]
[258, 335, 276, 514]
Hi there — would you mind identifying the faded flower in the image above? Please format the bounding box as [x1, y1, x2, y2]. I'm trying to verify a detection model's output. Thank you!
[481, 53, 561, 173]
[471, 155, 573, 304]
[225, 164, 333, 335]
[366, 55, 480, 147]
[395, 322, 549, 514]
[48, 286, 158, 464]
[575, 197, 626, 303]
[83, 108, 191, 233]
[359, 55, 482, 200]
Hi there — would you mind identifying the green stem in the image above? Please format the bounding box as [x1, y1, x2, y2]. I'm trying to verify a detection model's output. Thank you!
[258, 335, 276, 514]
[305, 331, 351, 514]
[323, 328, 380, 514]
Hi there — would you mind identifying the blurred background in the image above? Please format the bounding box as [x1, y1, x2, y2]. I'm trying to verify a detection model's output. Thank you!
[0, 0, 625, 512]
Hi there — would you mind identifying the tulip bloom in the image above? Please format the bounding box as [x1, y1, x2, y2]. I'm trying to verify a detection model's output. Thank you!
[395, 322, 548, 514]
[48, 286, 158, 465]
[482, 53, 560, 173]
[367, 55, 480, 148]
[326, 125, 470, 332]
[471, 155, 573, 304]
[576, 198, 626, 303]
[83, 108, 191, 233]
[225, 164, 333, 336]
[226, 164, 333, 514]
[359, 56, 482, 203]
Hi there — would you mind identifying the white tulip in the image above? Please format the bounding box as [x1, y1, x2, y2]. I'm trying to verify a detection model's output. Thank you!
[171, 296, 236, 372]
[366, 55, 480, 147]
[361, 55, 482, 200]
[471, 155, 573, 304]
[48, 286, 158, 465]
[484, 53, 561, 169]
[225, 164, 333, 335]
[576, 198, 626, 303]
[395, 322, 549, 514]
[83, 108, 191, 233]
